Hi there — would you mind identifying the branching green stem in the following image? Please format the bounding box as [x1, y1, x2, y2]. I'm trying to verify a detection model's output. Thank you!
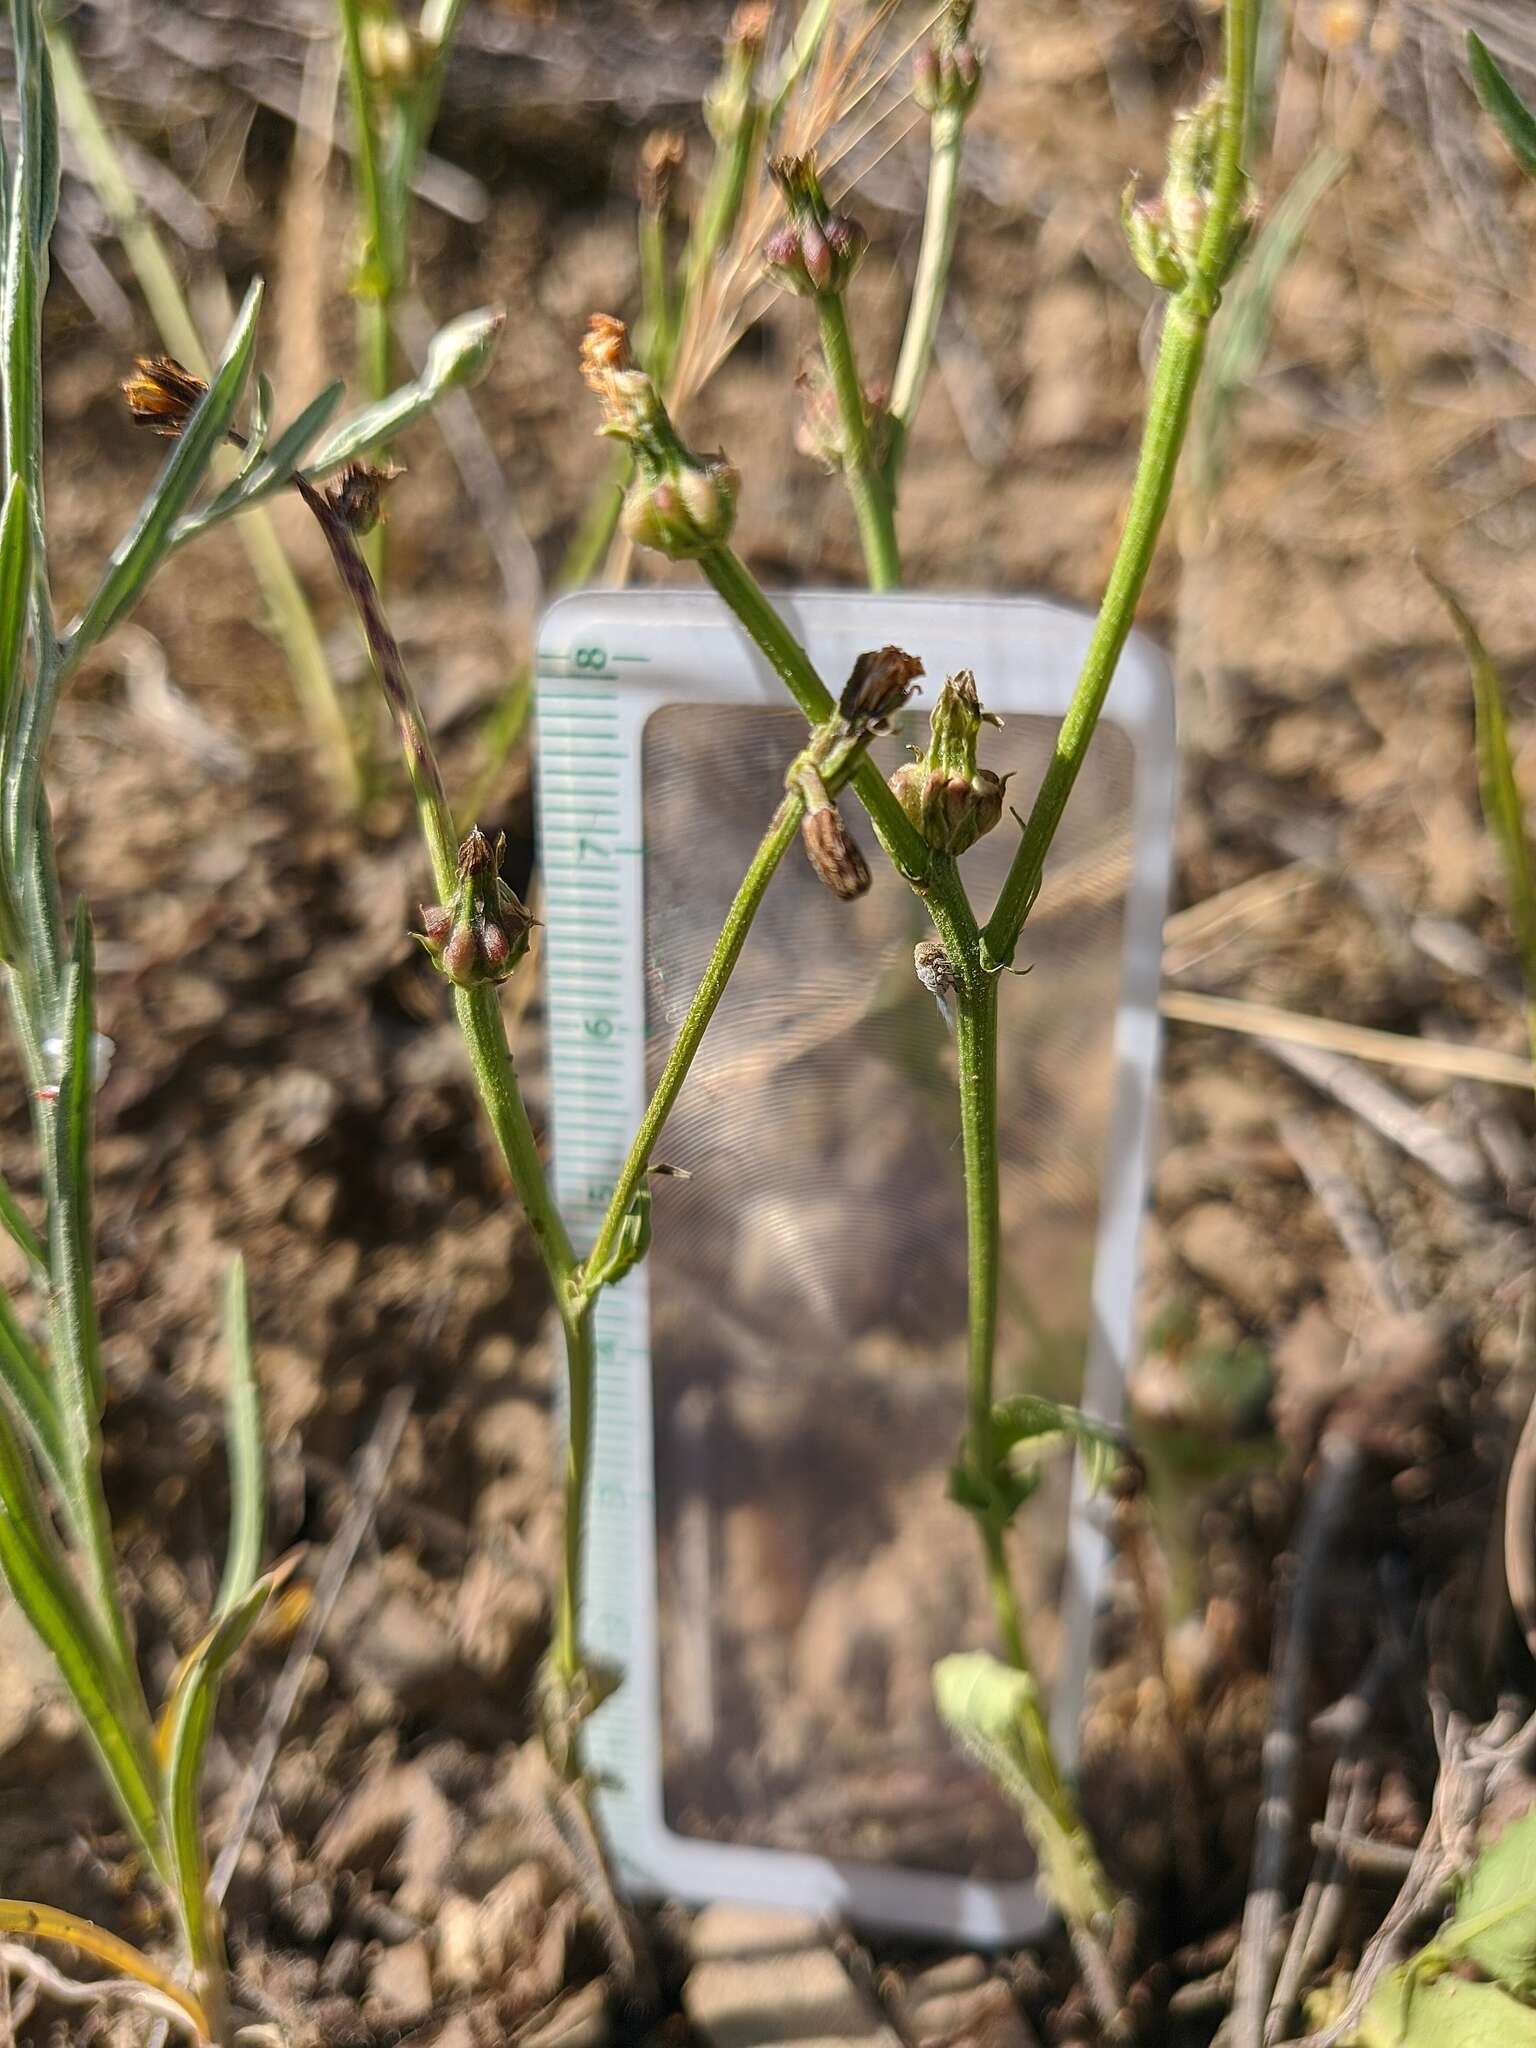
[579, 794, 803, 1301]
[884, 105, 965, 498]
[696, 545, 929, 878]
[816, 293, 902, 591]
[983, 0, 1254, 967]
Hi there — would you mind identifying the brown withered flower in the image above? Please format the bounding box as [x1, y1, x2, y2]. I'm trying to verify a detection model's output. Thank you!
[839, 646, 924, 732]
[325, 461, 403, 538]
[579, 313, 634, 390]
[121, 356, 209, 437]
[801, 802, 872, 902]
[637, 129, 686, 213]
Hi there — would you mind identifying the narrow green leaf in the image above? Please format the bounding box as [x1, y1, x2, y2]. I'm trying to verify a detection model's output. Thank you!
[174, 378, 344, 544]
[2, 0, 55, 652]
[303, 305, 503, 474]
[0, 1398, 164, 1867]
[1434, 1811, 1536, 1994]
[0, 1283, 67, 1494]
[0, 477, 33, 961]
[1419, 560, 1536, 1082]
[991, 1393, 1125, 1495]
[215, 1255, 264, 1617]
[1469, 34, 1536, 179]
[8, 0, 58, 256]
[0, 1167, 43, 1275]
[48, 901, 104, 1435]
[66, 280, 263, 662]
[160, 1554, 296, 1965]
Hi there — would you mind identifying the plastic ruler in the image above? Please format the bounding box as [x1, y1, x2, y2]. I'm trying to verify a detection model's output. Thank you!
[534, 588, 1176, 1944]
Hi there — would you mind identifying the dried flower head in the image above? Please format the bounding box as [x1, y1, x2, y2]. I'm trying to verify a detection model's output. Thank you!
[839, 646, 924, 731]
[915, 0, 983, 117]
[580, 316, 740, 558]
[325, 461, 402, 538]
[638, 128, 687, 212]
[801, 802, 872, 901]
[730, 2, 771, 54]
[121, 356, 209, 437]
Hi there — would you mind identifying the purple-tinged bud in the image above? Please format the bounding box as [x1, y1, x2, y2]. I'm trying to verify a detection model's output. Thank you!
[621, 453, 739, 559]
[417, 828, 534, 989]
[801, 803, 872, 901]
[839, 645, 924, 730]
[914, 1, 984, 119]
[764, 156, 868, 298]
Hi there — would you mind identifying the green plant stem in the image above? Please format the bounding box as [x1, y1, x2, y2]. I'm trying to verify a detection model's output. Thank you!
[297, 477, 608, 1756]
[46, 16, 363, 809]
[984, 0, 1255, 968]
[815, 293, 902, 590]
[770, 0, 838, 122]
[884, 105, 965, 497]
[696, 545, 929, 877]
[580, 794, 803, 1298]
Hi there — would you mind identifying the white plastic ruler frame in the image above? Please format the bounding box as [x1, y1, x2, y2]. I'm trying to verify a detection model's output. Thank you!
[534, 588, 1176, 1946]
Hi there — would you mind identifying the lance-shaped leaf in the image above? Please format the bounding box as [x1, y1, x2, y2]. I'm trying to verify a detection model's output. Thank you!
[0, 1281, 66, 1496]
[1469, 34, 1536, 179]
[0, 1400, 164, 1867]
[303, 305, 504, 475]
[0, 1900, 207, 2039]
[159, 1552, 298, 1972]
[0, 1162, 43, 1275]
[48, 902, 104, 1437]
[0, 476, 32, 962]
[66, 281, 263, 664]
[991, 1393, 1126, 1496]
[173, 378, 345, 545]
[3, 0, 59, 509]
[1420, 560, 1536, 1081]
[214, 1255, 264, 1618]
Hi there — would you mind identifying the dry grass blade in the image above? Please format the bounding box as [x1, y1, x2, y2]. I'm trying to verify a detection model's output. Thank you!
[1161, 988, 1536, 1092]
[0, 1906, 208, 2040]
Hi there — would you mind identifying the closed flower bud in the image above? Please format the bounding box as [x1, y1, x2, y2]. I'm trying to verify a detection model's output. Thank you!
[801, 802, 872, 901]
[620, 454, 739, 559]
[1157, 84, 1257, 292]
[1121, 181, 1186, 291]
[889, 670, 1008, 856]
[764, 156, 868, 298]
[915, 2, 984, 117]
[424, 306, 505, 396]
[838, 645, 924, 730]
[417, 828, 534, 989]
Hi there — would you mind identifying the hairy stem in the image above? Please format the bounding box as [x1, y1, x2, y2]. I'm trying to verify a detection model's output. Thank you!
[885, 106, 965, 497]
[983, 0, 1255, 967]
[816, 293, 902, 591]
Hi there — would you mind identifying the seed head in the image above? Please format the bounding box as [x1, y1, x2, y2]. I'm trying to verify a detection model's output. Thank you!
[839, 646, 924, 731]
[121, 356, 209, 437]
[801, 802, 872, 901]
[325, 461, 402, 537]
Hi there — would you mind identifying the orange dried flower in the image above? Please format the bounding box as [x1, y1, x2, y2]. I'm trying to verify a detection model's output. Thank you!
[121, 356, 209, 437]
